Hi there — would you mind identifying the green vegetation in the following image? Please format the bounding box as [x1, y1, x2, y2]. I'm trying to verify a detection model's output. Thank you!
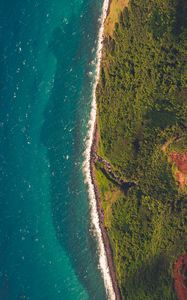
[168, 135, 187, 153]
[94, 165, 124, 227]
[96, 0, 187, 299]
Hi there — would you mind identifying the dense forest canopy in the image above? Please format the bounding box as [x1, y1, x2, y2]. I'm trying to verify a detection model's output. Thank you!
[95, 0, 187, 299]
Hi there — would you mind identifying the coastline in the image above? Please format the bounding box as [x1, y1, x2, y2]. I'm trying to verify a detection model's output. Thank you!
[90, 122, 122, 300]
[83, 0, 121, 299]
[83, 0, 117, 300]
[84, 0, 187, 299]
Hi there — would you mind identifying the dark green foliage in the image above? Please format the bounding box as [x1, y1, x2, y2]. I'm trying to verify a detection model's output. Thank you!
[96, 0, 187, 299]
[108, 188, 187, 299]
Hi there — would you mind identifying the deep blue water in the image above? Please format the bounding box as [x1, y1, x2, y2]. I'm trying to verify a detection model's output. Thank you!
[0, 0, 107, 299]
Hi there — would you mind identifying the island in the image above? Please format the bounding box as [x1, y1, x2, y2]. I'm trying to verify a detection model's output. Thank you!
[92, 0, 187, 299]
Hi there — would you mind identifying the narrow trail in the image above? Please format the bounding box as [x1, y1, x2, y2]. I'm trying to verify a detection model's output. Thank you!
[91, 123, 136, 192]
[93, 152, 136, 190]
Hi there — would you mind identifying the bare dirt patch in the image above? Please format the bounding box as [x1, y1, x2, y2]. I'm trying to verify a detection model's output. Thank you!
[169, 152, 187, 189]
[173, 254, 187, 300]
[105, 0, 129, 36]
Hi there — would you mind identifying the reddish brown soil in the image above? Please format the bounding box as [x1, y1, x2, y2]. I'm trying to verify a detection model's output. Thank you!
[169, 152, 187, 188]
[173, 254, 187, 300]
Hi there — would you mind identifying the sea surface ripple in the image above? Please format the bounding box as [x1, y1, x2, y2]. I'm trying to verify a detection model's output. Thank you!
[0, 0, 108, 299]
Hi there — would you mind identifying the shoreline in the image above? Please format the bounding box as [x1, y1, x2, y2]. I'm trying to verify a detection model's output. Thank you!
[90, 122, 122, 300]
[83, 0, 121, 299]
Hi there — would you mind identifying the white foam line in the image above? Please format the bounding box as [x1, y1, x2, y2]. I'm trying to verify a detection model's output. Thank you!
[83, 1, 116, 300]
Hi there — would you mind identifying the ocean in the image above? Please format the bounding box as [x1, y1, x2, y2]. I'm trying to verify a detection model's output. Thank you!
[0, 0, 109, 299]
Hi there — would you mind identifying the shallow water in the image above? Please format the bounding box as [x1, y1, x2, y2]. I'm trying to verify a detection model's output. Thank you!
[0, 0, 107, 299]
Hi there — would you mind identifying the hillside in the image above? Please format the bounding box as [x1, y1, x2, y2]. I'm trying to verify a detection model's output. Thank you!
[95, 0, 187, 299]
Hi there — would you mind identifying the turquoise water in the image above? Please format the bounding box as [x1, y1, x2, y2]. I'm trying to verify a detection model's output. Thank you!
[0, 0, 107, 299]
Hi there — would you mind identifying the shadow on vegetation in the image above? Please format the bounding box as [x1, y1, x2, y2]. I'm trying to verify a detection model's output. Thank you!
[173, 0, 187, 36]
[121, 255, 177, 300]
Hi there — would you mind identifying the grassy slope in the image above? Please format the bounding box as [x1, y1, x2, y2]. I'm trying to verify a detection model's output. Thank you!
[96, 0, 187, 299]
[105, 0, 129, 36]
